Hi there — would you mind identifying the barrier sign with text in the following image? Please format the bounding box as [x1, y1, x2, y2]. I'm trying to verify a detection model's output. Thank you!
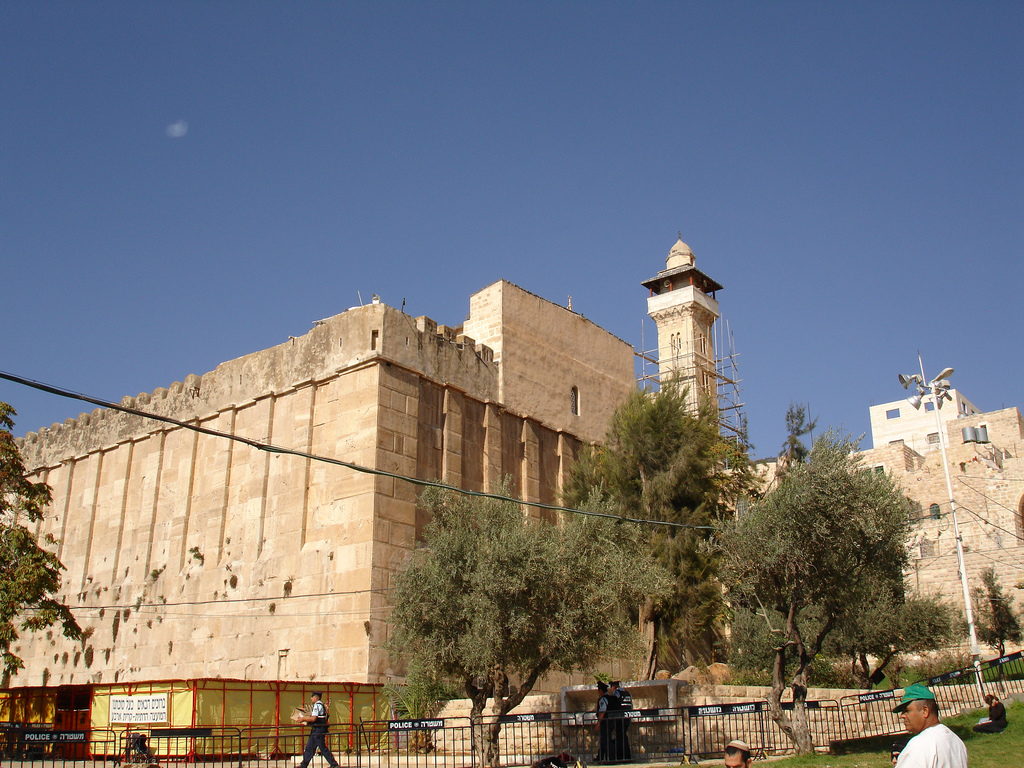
[858, 690, 896, 704]
[985, 651, 1022, 668]
[22, 731, 88, 743]
[110, 694, 169, 723]
[688, 702, 763, 716]
[608, 708, 663, 719]
[781, 701, 825, 710]
[388, 719, 444, 731]
[499, 713, 553, 723]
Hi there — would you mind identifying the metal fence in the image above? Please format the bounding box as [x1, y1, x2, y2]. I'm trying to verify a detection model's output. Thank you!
[4, 653, 1021, 767]
[239, 724, 360, 768]
[837, 689, 905, 742]
[763, 700, 843, 754]
[357, 718, 475, 768]
[683, 702, 767, 760]
[0, 725, 118, 767]
[981, 650, 1024, 698]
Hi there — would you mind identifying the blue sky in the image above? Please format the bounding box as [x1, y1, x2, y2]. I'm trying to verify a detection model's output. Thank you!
[1, 1, 1021, 459]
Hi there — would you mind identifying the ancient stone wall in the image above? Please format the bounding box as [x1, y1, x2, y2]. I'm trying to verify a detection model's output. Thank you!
[13, 283, 634, 691]
[463, 280, 635, 442]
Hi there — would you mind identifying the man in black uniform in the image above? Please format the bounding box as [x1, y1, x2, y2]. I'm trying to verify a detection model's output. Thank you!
[608, 681, 632, 761]
[294, 691, 340, 768]
[594, 682, 613, 762]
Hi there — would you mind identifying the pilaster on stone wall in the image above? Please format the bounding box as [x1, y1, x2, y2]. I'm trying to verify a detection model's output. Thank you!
[442, 388, 464, 487]
[556, 433, 579, 507]
[483, 403, 503, 492]
[522, 419, 541, 508]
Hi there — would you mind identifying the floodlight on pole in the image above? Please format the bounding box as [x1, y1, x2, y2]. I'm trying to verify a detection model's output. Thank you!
[897, 355, 984, 694]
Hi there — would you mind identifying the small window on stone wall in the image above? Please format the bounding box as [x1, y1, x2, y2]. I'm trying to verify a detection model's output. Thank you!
[886, 408, 901, 420]
[570, 387, 580, 416]
[927, 432, 940, 445]
[929, 503, 941, 520]
[371, 329, 379, 350]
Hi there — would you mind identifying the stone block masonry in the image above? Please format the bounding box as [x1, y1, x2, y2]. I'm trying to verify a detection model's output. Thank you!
[13, 281, 636, 690]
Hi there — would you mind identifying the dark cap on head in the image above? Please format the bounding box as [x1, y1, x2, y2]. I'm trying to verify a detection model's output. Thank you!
[596, 682, 608, 693]
[311, 691, 323, 698]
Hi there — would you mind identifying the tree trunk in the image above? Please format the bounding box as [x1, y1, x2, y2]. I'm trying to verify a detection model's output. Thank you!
[639, 597, 658, 679]
[766, 644, 794, 744]
[789, 667, 813, 756]
[468, 665, 548, 768]
[763, 606, 815, 756]
[466, 680, 492, 768]
[853, 652, 870, 689]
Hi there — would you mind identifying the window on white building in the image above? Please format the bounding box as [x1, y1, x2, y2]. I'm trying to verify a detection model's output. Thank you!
[886, 408, 900, 419]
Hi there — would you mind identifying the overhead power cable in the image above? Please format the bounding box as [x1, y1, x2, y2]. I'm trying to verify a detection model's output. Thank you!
[956, 503, 1022, 544]
[0, 370, 712, 531]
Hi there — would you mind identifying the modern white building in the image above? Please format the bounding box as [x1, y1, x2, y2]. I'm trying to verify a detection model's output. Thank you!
[869, 389, 981, 455]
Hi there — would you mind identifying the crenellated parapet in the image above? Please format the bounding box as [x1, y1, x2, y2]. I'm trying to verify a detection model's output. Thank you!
[17, 302, 497, 471]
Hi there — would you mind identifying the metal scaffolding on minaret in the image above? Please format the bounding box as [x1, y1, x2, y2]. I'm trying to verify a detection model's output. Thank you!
[637, 236, 747, 443]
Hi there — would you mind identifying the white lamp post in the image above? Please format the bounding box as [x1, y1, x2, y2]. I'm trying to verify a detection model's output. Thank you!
[898, 355, 984, 694]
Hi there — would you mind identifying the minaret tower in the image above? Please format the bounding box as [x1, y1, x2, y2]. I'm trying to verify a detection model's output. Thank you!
[641, 236, 723, 405]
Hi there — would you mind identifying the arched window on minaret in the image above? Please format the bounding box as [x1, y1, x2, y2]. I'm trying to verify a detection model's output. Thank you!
[570, 386, 580, 416]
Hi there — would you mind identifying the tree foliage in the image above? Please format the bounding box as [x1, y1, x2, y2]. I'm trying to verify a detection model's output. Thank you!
[388, 486, 668, 767]
[778, 402, 817, 472]
[563, 380, 756, 676]
[0, 403, 81, 681]
[719, 431, 914, 755]
[825, 583, 962, 688]
[972, 567, 1022, 657]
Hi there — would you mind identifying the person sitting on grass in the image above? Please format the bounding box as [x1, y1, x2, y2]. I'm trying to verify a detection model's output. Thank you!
[973, 692, 1008, 734]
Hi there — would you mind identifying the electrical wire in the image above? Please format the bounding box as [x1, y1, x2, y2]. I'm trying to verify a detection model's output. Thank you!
[61, 587, 388, 613]
[956, 504, 1022, 548]
[0, 370, 712, 531]
[957, 477, 1024, 522]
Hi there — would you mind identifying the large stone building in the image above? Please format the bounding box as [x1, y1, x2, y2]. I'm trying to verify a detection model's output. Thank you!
[859, 392, 1024, 619]
[13, 280, 636, 691]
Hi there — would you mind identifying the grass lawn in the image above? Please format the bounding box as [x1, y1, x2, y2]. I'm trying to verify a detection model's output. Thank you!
[758, 700, 1023, 768]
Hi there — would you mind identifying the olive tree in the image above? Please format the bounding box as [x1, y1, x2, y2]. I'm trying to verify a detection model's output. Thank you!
[826, 581, 962, 688]
[388, 486, 668, 768]
[718, 431, 914, 755]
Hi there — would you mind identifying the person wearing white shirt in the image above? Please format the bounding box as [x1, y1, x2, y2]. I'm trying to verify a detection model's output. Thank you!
[891, 683, 968, 768]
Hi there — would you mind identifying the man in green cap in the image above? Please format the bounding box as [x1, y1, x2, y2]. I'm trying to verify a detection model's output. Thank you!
[891, 682, 968, 767]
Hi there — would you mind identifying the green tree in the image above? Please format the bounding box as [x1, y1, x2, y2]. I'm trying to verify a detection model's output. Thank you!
[388, 486, 667, 768]
[973, 567, 1022, 656]
[778, 402, 817, 472]
[826, 583, 962, 688]
[0, 403, 81, 681]
[718, 431, 914, 755]
[563, 380, 755, 676]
